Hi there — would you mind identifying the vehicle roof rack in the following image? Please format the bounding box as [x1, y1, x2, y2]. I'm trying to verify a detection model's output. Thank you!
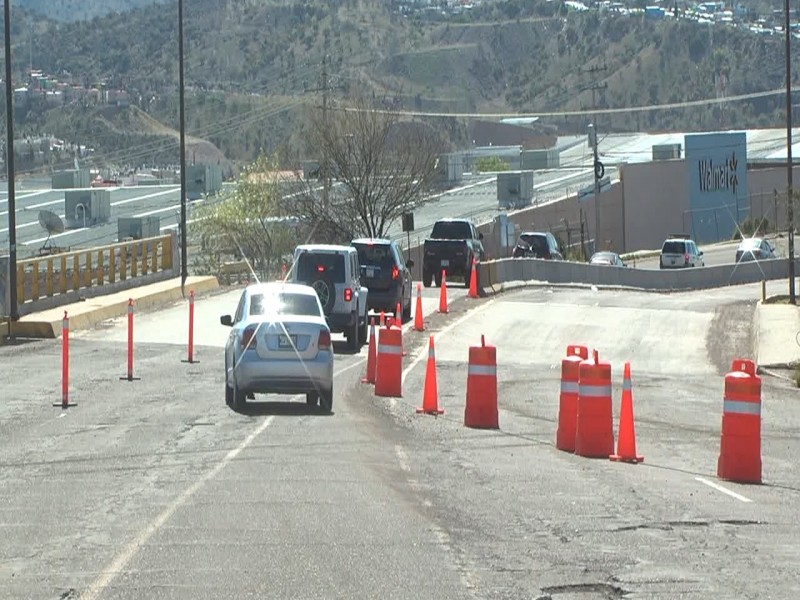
[667, 233, 691, 239]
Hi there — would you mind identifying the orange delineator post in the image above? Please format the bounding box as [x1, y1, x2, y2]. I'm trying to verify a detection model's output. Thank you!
[464, 334, 498, 428]
[468, 257, 479, 299]
[575, 350, 614, 458]
[416, 335, 444, 415]
[413, 283, 424, 331]
[438, 270, 448, 313]
[556, 345, 589, 452]
[717, 358, 762, 484]
[395, 302, 402, 327]
[375, 326, 403, 398]
[361, 318, 377, 384]
[609, 362, 644, 463]
[61, 311, 69, 408]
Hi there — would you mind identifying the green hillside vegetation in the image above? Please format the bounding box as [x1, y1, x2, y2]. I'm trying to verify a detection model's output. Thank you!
[6, 0, 800, 170]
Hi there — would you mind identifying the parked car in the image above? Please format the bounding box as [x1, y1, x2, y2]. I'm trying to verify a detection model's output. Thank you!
[659, 234, 704, 269]
[735, 237, 777, 262]
[511, 231, 564, 260]
[290, 244, 369, 351]
[351, 238, 413, 321]
[590, 251, 626, 267]
[422, 218, 484, 288]
[220, 282, 334, 412]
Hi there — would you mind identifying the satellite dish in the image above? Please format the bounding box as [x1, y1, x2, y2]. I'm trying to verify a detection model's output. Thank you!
[38, 210, 65, 252]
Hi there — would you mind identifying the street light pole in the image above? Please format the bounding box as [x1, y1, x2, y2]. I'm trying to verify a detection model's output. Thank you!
[786, 0, 795, 304]
[178, 0, 188, 294]
[4, 0, 18, 330]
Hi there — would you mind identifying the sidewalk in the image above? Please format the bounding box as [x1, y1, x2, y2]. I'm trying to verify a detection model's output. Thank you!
[3, 275, 220, 340]
[756, 300, 800, 370]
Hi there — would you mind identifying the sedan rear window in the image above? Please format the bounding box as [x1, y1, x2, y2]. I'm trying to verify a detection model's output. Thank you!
[250, 293, 321, 317]
[662, 241, 686, 254]
[520, 234, 548, 254]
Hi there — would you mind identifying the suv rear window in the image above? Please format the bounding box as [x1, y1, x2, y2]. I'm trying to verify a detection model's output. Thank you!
[296, 252, 345, 281]
[662, 241, 686, 254]
[431, 221, 473, 240]
[250, 292, 321, 317]
[520, 234, 548, 254]
[353, 243, 395, 269]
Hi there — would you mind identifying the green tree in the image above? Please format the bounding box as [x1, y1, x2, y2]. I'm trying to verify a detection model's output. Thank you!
[474, 156, 510, 172]
[193, 151, 296, 281]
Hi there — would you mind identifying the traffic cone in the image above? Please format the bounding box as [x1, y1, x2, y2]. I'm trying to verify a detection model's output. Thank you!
[610, 362, 644, 463]
[438, 270, 448, 313]
[414, 283, 424, 331]
[468, 257, 479, 299]
[361, 318, 377, 384]
[416, 336, 444, 415]
[380, 311, 386, 327]
[395, 302, 403, 328]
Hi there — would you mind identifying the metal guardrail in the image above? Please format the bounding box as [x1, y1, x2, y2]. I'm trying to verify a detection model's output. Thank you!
[14, 233, 174, 311]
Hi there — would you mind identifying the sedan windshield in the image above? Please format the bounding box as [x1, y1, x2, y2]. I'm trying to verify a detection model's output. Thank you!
[249, 293, 321, 317]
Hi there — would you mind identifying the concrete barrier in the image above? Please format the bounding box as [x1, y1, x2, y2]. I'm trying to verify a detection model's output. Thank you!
[477, 257, 800, 294]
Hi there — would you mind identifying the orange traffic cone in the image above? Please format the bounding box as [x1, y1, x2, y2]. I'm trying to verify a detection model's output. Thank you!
[395, 302, 403, 328]
[610, 362, 644, 463]
[438, 270, 448, 314]
[416, 336, 444, 415]
[380, 311, 386, 327]
[468, 257, 479, 299]
[413, 283, 424, 331]
[361, 318, 377, 384]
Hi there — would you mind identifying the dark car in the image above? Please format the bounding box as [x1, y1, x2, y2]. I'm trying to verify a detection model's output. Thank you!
[511, 231, 563, 260]
[351, 238, 414, 321]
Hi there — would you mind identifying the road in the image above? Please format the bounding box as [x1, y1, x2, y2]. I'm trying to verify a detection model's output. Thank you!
[2, 278, 799, 598]
[630, 234, 790, 270]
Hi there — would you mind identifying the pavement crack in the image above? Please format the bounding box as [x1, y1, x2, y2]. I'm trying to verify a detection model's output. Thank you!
[59, 589, 77, 599]
[541, 582, 628, 598]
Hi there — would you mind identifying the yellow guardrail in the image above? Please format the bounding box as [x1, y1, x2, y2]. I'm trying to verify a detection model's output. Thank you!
[16, 234, 174, 307]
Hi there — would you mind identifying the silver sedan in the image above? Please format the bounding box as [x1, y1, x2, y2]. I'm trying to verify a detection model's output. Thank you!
[220, 282, 334, 412]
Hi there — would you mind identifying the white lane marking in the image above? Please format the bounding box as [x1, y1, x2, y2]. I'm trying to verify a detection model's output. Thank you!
[695, 476, 753, 503]
[394, 444, 411, 473]
[79, 355, 369, 600]
[0, 190, 51, 213]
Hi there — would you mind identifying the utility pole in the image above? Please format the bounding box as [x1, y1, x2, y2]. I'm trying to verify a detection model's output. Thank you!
[786, 0, 796, 304]
[585, 64, 607, 255]
[4, 0, 18, 331]
[305, 54, 335, 211]
[178, 0, 188, 294]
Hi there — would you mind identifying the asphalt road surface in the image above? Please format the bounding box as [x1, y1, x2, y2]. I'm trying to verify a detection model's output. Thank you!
[2, 278, 799, 598]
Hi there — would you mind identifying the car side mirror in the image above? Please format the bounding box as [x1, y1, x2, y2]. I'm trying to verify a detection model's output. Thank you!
[406, 259, 415, 267]
[220, 315, 233, 327]
[699, 251, 704, 256]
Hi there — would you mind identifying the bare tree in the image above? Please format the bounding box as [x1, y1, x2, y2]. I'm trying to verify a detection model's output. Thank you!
[290, 93, 445, 242]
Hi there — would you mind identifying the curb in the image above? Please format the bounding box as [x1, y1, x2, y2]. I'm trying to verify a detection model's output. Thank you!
[10, 276, 220, 339]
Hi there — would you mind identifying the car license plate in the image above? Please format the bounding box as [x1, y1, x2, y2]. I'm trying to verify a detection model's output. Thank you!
[441, 259, 449, 267]
[366, 268, 375, 278]
[278, 334, 297, 349]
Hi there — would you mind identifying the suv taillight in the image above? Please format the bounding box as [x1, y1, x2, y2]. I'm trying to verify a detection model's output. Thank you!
[344, 288, 353, 302]
[241, 325, 257, 350]
[318, 329, 331, 350]
[391, 266, 399, 280]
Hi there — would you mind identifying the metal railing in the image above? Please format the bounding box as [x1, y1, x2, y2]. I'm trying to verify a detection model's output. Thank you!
[16, 233, 174, 308]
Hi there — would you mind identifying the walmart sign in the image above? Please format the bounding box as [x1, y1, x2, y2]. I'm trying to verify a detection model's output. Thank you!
[685, 132, 748, 244]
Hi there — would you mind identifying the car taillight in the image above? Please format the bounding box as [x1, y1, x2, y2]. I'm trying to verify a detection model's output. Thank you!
[684, 253, 689, 264]
[318, 329, 331, 350]
[391, 266, 399, 280]
[241, 325, 257, 350]
[344, 287, 353, 302]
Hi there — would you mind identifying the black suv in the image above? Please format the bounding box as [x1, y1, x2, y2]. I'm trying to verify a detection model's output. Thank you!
[512, 231, 563, 260]
[351, 238, 414, 321]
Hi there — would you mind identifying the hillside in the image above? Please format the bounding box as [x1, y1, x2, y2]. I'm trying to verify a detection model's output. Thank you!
[14, 0, 163, 21]
[8, 0, 800, 169]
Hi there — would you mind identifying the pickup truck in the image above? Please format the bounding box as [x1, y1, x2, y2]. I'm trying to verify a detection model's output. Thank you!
[422, 218, 485, 288]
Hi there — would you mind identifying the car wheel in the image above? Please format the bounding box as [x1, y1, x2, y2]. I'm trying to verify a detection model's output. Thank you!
[225, 376, 233, 406]
[359, 317, 368, 343]
[306, 391, 319, 407]
[403, 297, 412, 321]
[319, 385, 333, 413]
[311, 274, 336, 313]
[463, 265, 472, 289]
[434, 271, 442, 287]
[347, 314, 359, 351]
[423, 270, 432, 288]
[232, 378, 247, 411]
